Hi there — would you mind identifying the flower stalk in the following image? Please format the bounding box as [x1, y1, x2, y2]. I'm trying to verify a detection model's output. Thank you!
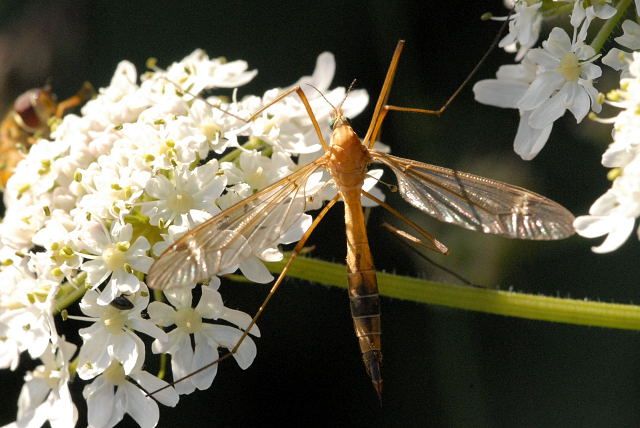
[267, 255, 640, 331]
[591, 0, 632, 53]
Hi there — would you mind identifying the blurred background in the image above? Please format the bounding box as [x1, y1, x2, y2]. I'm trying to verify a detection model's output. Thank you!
[1, 0, 638, 426]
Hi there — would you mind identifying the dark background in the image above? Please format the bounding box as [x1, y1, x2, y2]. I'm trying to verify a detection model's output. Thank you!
[1, 1, 638, 427]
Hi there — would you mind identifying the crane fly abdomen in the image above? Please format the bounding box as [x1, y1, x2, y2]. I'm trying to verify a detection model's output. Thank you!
[343, 187, 383, 399]
[326, 120, 384, 397]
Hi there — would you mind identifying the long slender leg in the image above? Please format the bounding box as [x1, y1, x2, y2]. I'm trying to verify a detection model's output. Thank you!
[245, 86, 329, 151]
[361, 190, 448, 255]
[366, 16, 511, 147]
[160, 76, 330, 152]
[148, 194, 341, 396]
[380, 222, 477, 287]
[365, 191, 478, 286]
[363, 40, 405, 146]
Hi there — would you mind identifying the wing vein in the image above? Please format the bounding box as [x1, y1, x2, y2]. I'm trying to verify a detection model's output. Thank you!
[371, 151, 575, 240]
[147, 158, 327, 289]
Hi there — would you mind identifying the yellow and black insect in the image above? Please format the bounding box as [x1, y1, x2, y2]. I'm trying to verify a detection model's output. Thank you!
[0, 82, 93, 188]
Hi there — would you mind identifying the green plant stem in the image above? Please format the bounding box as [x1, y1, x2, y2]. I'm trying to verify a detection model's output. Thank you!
[54, 283, 89, 314]
[592, 0, 632, 53]
[219, 137, 266, 163]
[157, 353, 168, 380]
[264, 256, 640, 331]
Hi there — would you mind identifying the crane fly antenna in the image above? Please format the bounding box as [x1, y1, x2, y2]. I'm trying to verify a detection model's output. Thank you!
[337, 79, 357, 112]
[304, 83, 337, 112]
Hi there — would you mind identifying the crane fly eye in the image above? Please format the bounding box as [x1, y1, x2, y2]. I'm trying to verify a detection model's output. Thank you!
[329, 117, 336, 129]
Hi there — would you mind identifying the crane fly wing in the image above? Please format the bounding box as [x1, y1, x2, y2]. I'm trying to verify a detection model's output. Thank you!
[147, 159, 326, 290]
[371, 152, 575, 240]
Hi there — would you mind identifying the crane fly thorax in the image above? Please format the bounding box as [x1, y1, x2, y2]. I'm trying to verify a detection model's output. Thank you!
[327, 124, 370, 190]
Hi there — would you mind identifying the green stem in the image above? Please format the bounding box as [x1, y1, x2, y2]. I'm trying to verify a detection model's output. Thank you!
[265, 256, 640, 331]
[591, 0, 632, 53]
[219, 137, 266, 163]
[157, 353, 168, 380]
[54, 283, 89, 314]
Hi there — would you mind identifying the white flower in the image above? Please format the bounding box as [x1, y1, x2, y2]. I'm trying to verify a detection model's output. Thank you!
[238, 52, 368, 155]
[81, 61, 148, 127]
[74, 286, 167, 378]
[575, 52, 640, 252]
[234, 149, 296, 191]
[31, 211, 83, 282]
[186, 98, 242, 155]
[473, 59, 553, 159]
[141, 160, 227, 228]
[83, 358, 178, 428]
[9, 339, 78, 428]
[0, 253, 59, 362]
[77, 221, 153, 304]
[76, 156, 151, 220]
[148, 286, 259, 395]
[602, 20, 640, 78]
[574, 187, 637, 253]
[475, 26, 602, 159]
[519, 27, 601, 129]
[161, 49, 257, 95]
[571, 0, 616, 43]
[497, 1, 543, 60]
[0, 200, 49, 251]
[0, 322, 21, 371]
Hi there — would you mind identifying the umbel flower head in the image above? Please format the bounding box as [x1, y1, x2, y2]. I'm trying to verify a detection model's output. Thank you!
[471, 0, 640, 254]
[0, 48, 368, 427]
[474, 11, 604, 160]
[574, 51, 640, 253]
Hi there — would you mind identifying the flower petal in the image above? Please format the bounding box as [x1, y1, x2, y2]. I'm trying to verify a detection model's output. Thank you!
[147, 301, 177, 327]
[567, 86, 590, 123]
[135, 371, 179, 407]
[528, 89, 567, 129]
[206, 325, 257, 370]
[574, 215, 613, 238]
[517, 72, 564, 111]
[473, 79, 528, 108]
[123, 382, 160, 428]
[592, 217, 635, 253]
[239, 257, 273, 283]
[84, 377, 119, 428]
[514, 111, 553, 160]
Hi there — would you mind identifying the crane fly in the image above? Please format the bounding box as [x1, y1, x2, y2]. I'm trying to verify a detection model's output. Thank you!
[147, 40, 575, 400]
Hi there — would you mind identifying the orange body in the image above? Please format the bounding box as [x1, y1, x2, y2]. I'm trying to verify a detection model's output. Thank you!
[327, 121, 383, 398]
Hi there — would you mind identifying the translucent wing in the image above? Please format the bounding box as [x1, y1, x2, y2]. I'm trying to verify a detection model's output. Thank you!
[147, 159, 326, 290]
[371, 152, 575, 240]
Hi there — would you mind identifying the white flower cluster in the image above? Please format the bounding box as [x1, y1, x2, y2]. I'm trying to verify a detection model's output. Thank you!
[574, 48, 640, 253]
[474, 0, 612, 160]
[0, 49, 368, 427]
[473, 0, 640, 253]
